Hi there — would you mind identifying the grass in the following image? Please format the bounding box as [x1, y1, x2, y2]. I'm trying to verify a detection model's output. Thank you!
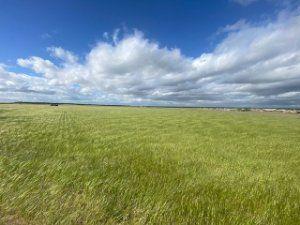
[0, 104, 299, 225]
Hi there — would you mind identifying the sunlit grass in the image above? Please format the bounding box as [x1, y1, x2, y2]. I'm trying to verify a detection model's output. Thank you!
[0, 104, 299, 224]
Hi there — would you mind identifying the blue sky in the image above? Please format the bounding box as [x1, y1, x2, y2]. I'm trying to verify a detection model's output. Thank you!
[1, 0, 300, 107]
[0, 0, 278, 61]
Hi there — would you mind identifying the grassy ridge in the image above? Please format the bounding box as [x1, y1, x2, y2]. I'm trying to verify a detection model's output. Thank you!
[0, 104, 299, 224]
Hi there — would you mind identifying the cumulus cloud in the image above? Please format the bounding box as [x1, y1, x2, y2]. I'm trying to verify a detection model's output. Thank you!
[0, 64, 55, 101]
[1, 9, 300, 107]
[47, 47, 78, 64]
[17, 57, 58, 78]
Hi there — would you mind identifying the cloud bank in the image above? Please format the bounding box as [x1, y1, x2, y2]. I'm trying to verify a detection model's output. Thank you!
[1, 9, 300, 107]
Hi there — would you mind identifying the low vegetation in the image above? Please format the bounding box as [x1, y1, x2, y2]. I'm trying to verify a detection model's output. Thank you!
[0, 104, 299, 224]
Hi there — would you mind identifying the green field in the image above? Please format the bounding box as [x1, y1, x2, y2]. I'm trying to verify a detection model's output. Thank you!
[0, 104, 299, 225]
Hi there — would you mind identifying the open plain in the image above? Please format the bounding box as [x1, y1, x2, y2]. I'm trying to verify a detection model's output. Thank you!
[0, 104, 299, 224]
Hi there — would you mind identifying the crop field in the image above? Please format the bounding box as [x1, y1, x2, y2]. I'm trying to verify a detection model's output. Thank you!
[0, 104, 299, 225]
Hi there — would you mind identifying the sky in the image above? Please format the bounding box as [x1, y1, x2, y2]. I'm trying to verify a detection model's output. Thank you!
[0, 0, 300, 107]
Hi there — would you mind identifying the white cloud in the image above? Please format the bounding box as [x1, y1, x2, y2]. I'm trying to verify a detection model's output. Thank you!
[1, 9, 300, 107]
[219, 20, 249, 33]
[47, 47, 78, 64]
[17, 57, 58, 79]
[231, 0, 296, 7]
